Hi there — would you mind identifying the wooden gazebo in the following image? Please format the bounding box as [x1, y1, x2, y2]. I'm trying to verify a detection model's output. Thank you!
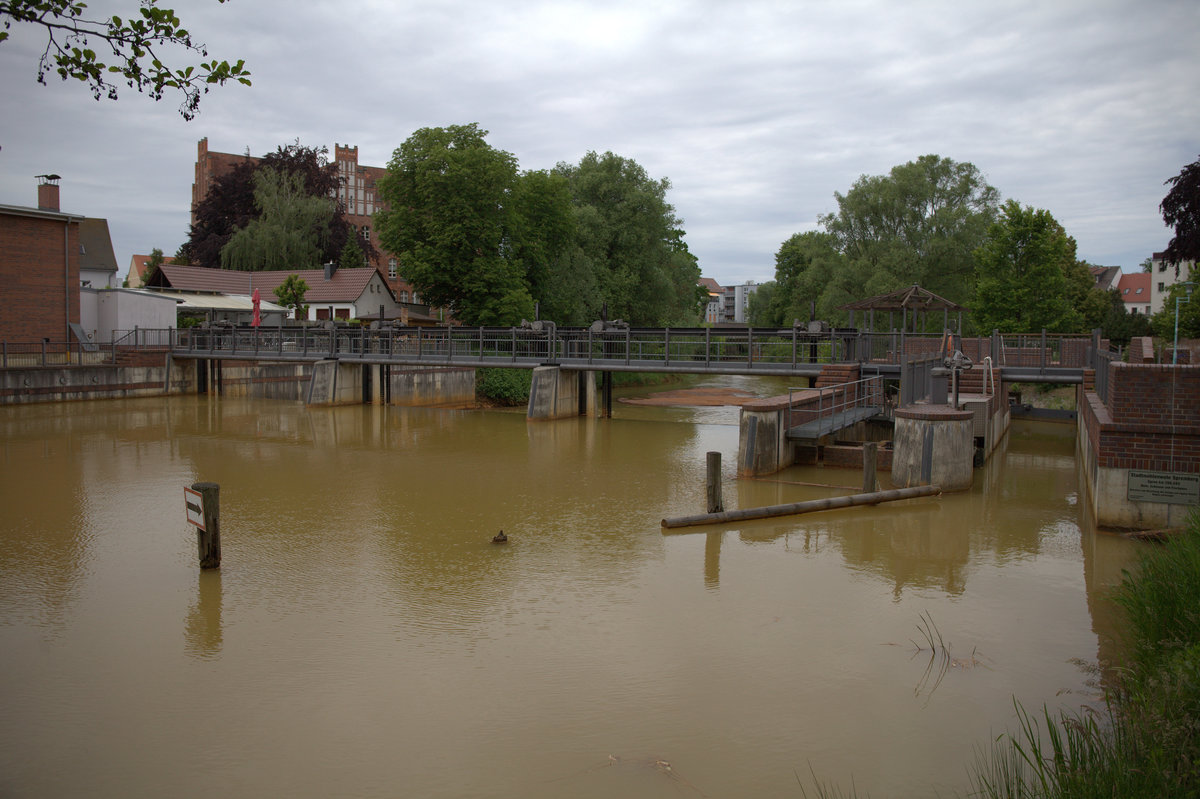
[837, 284, 966, 333]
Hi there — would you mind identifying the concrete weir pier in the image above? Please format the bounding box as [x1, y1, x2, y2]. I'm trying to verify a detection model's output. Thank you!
[891, 405, 975, 491]
[526, 366, 596, 420]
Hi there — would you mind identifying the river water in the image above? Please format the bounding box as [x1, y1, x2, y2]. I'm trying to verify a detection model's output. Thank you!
[0, 376, 1140, 798]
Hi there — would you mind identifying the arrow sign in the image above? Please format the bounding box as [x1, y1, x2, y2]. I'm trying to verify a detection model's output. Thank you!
[184, 486, 205, 531]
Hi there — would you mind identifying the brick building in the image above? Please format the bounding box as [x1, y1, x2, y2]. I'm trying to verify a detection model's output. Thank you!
[0, 177, 83, 343]
[192, 139, 420, 302]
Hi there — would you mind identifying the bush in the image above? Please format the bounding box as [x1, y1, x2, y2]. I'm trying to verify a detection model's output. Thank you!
[476, 368, 532, 405]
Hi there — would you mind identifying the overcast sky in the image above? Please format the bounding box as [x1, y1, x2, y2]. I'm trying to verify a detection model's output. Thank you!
[2, 0, 1197, 287]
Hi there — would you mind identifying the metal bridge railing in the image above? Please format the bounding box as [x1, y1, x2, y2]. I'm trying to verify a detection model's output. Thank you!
[3, 326, 1108, 376]
[786, 375, 885, 433]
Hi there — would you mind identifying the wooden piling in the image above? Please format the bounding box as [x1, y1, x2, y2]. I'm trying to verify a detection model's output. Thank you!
[192, 481, 221, 569]
[661, 484, 941, 530]
[862, 441, 878, 493]
[706, 451, 724, 513]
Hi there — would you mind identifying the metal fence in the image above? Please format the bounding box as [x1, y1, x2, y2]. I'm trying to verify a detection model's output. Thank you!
[4, 325, 1107, 376]
[786, 375, 885, 433]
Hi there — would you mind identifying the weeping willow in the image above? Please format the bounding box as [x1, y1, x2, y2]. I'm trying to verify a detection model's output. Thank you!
[220, 167, 334, 271]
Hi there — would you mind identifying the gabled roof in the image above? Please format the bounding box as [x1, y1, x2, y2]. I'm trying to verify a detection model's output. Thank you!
[78, 218, 118, 273]
[128, 253, 176, 284]
[146, 264, 395, 304]
[1117, 272, 1150, 299]
[698, 277, 723, 295]
[1089, 265, 1121, 291]
[837, 284, 966, 312]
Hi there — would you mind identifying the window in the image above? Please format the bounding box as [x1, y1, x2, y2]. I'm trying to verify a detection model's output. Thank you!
[1159, 282, 1166, 292]
[360, 225, 370, 240]
[400, 291, 409, 303]
[1122, 288, 1129, 294]
[1135, 287, 1143, 294]
[388, 258, 397, 279]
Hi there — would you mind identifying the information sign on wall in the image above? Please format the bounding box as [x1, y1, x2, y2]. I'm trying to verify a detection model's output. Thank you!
[1128, 470, 1200, 505]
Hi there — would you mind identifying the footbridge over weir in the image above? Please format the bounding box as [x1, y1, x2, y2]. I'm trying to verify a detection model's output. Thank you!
[165, 324, 1103, 384]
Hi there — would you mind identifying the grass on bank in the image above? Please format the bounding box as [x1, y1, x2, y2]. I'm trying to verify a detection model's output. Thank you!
[475, 367, 681, 406]
[970, 512, 1200, 799]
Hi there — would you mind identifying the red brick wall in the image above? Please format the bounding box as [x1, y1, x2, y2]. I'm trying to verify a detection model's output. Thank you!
[1086, 363, 1200, 472]
[0, 213, 80, 343]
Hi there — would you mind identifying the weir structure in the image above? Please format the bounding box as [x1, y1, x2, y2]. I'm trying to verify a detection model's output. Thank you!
[1, 324, 1193, 532]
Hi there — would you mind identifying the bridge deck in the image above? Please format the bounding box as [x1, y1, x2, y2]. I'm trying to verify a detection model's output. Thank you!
[786, 406, 883, 443]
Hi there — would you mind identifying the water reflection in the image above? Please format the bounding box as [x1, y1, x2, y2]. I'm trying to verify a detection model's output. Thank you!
[0, 393, 1146, 799]
[184, 571, 223, 659]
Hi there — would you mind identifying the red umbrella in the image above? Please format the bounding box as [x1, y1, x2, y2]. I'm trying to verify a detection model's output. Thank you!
[251, 287, 261, 328]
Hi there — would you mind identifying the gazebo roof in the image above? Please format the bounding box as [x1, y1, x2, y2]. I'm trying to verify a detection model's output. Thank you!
[837, 284, 966, 313]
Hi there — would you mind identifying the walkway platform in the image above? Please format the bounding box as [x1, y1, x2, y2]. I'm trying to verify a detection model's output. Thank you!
[786, 405, 883, 443]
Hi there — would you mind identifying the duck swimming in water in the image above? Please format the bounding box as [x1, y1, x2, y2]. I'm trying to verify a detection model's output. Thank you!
[492, 530, 507, 543]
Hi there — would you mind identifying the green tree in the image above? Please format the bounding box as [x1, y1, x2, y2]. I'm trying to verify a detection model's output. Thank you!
[746, 281, 780, 326]
[554, 151, 700, 325]
[1067, 260, 1113, 332]
[375, 124, 534, 325]
[819, 155, 1000, 311]
[973, 200, 1079, 333]
[140, 246, 164, 286]
[0, 0, 249, 119]
[1150, 268, 1199, 340]
[339, 235, 367, 270]
[1098, 288, 1152, 347]
[1160, 155, 1200, 268]
[273, 274, 309, 320]
[768, 231, 850, 326]
[219, 167, 335, 270]
[508, 169, 579, 323]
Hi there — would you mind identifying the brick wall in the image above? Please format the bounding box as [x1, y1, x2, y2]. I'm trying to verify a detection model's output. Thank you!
[0, 213, 80, 343]
[1088, 363, 1200, 472]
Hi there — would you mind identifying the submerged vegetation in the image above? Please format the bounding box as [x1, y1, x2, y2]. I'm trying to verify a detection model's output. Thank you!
[971, 513, 1200, 798]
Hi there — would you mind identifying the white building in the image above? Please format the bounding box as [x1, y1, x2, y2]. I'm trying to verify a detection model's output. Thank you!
[1150, 252, 1197, 314]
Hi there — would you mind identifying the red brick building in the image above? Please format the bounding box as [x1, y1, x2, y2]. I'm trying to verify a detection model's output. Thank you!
[191, 139, 421, 302]
[0, 177, 83, 344]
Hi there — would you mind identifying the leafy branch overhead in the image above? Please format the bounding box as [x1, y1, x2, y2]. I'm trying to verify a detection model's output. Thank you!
[0, 0, 250, 119]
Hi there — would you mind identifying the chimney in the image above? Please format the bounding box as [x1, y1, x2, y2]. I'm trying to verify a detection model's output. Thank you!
[36, 174, 61, 211]
[323, 261, 337, 281]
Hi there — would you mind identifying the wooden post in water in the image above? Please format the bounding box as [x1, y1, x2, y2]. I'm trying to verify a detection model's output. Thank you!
[706, 451, 724, 513]
[191, 482, 221, 569]
[862, 441, 878, 493]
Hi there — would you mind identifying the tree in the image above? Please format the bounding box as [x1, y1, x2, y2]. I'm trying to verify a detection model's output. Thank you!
[1098, 288, 1152, 347]
[339, 236, 367, 270]
[375, 124, 534, 325]
[1160, 155, 1200, 268]
[766, 231, 850, 326]
[819, 155, 1000, 310]
[140, 246, 164, 286]
[219, 167, 335, 270]
[1150, 268, 1199, 341]
[183, 142, 361, 269]
[1, 0, 249, 120]
[973, 200, 1079, 333]
[554, 151, 700, 326]
[273, 274, 309, 320]
[746, 281, 779, 326]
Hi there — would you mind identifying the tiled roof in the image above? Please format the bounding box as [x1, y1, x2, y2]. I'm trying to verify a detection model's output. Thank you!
[1117, 272, 1150, 299]
[128, 253, 176, 283]
[698, 277, 723, 293]
[149, 264, 393, 303]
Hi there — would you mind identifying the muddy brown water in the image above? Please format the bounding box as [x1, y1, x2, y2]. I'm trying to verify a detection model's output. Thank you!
[0, 375, 1140, 797]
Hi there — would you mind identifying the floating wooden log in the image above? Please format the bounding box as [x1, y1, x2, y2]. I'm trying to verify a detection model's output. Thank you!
[661, 484, 941, 530]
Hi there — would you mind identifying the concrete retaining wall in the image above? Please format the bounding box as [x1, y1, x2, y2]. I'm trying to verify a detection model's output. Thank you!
[0, 362, 171, 404]
[389, 366, 475, 407]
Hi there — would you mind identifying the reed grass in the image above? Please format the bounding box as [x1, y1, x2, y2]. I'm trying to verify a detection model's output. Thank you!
[970, 511, 1200, 799]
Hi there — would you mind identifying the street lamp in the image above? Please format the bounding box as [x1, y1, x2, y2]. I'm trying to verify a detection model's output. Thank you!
[1174, 281, 1196, 364]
